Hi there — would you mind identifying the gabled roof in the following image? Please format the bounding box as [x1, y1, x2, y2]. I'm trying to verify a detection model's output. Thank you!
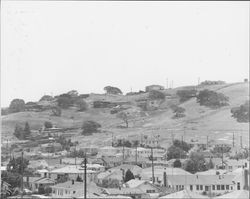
[125, 179, 146, 188]
[160, 189, 208, 199]
[50, 165, 96, 174]
[166, 175, 235, 185]
[216, 190, 249, 199]
[105, 188, 145, 195]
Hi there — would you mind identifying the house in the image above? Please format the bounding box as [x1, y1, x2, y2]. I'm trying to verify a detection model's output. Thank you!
[96, 164, 143, 185]
[49, 165, 97, 183]
[141, 166, 193, 184]
[104, 188, 150, 199]
[51, 180, 103, 198]
[23, 177, 55, 193]
[123, 156, 148, 168]
[145, 85, 164, 92]
[215, 159, 248, 171]
[40, 142, 62, 153]
[124, 179, 163, 196]
[162, 174, 240, 196]
[141, 136, 161, 148]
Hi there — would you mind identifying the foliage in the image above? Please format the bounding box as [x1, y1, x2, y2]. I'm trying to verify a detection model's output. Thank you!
[211, 145, 231, 157]
[57, 94, 73, 109]
[170, 105, 186, 119]
[81, 121, 101, 135]
[76, 175, 83, 182]
[44, 121, 53, 129]
[39, 95, 54, 102]
[183, 152, 209, 174]
[57, 136, 74, 151]
[14, 122, 31, 140]
[104, 86, 123, 95]
[167, 145, 187, 160]
[173, 159, 182, 168]
[51, 106, 62, 116]
[7, 156, 29, 175]
[200, 80, 225, 85]
[117, 112, 129, 128]
[124, 169, 135, 183]
[173, 139, 191, 152]
[9, 99, 25, 113]
[1, 171, 21, 189]
[75, 98, 88, 111]
[207, 158, 214, 169]
[148, 90, 165, 100]
[1, 108, 9, 115]
[231, 100, 249, 123]
[176, 89, 197, 102]
[196, 89, 229, 108]
[230, 148, 249, 160]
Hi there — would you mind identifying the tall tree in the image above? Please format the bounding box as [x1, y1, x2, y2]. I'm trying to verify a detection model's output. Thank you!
[104, 86, 123, 95]
[117, 112, 129, 128]
[9, 99, 25, 113]
[23, 122, 31, 138]
[124, 169, 135, 183]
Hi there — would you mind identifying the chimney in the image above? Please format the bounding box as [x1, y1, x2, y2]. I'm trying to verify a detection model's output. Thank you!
[72, 180, 74, 185]
[243, 169, 249, 190]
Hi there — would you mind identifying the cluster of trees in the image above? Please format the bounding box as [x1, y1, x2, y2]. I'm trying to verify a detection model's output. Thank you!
[170, 105, 186, 119]
[44, 121, 53, 129]
[14, 122, 31, 140]
[196, 89, 229, 108]
[231, 100, 249, 123]
[148, 90, 165, 100]
[56, 92, 88, 111]
[1, 156, 32, 197]
[176, 89, 197, 103]
[183, 152, 214, 174]
[200, 80, 225, 85]
[166, 140, 191, 160]
[81, 121, 101, 135]
[56, 136, 75, 151]
[104, 86, 123, 95]
[114, 139, 139, 148]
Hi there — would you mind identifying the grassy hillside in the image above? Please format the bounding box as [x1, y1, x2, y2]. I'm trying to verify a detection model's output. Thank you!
[1, 82, 249, 148]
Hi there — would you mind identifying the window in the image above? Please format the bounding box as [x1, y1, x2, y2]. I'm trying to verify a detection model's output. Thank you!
[205, 186, 209, 191]
[146, 190, 156, 193]
[217, 185, 220, 190]
[200, 185, 203, 190]
[237, 182, 240, 190]
[73, 191, 76, 194]
[190, 185, 193, 191]
[212, 185, 215, 190]
[221, 185, 225, 190]
[182, 185, 184, 190]
[226, 185, 229, 190]
[196, 185, 199, 190]
[176, 185, 179, 190]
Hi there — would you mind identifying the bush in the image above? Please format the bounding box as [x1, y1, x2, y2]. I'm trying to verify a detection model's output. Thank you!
[196, 89, 229, 108]
[176, 89, 197, 102]
[82, 121, 101, 135]
[51, 106, 62, 116]
[56, 94, 73, 109]
[167, 145, 187, 160]
[173, 159, 182, 168]
[39, 95, 54, 102]
[183, 152, 209, 174]
[170, 105, 186, 119]
[231, 100, 249, 123]
[44, 121, 53, 129]
[148, 90, 165, 100]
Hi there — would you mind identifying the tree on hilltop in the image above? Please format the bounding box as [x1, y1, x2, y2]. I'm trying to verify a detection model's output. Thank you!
[9, 99, 25, 113]
[104, 86, 123, 95]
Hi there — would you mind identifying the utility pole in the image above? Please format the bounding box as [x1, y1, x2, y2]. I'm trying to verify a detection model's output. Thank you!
[122, 139, 125, 164]
[111, 133, 114, 147]
[240, 135, 243, 148]
[21, 150, 24, 199]
[166, 78, 168, 89]
[84, 156, 87, 199]
[232, 132, 235, 148]
[151, 147, 155, 184]
[135, 144, 138, 165]
[75, 145, 77, 168]
[206, 136, 209, 150]
[221, 145, 224, 169]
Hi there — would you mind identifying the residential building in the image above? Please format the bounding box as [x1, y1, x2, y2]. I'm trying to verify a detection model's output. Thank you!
[124, 179, 162, 197]
[49, 165, 97, 183]
[104, 188, 150, 199]
[51, 180, 102, 198]
[159, 189, 208, 199]
[23, 177, 55, 193]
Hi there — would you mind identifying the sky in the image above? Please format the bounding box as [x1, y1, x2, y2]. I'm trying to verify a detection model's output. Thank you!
[1, 1, 249, 107]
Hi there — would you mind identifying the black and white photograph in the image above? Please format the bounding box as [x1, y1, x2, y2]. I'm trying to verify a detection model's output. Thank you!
[1, 1, 249, 199]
